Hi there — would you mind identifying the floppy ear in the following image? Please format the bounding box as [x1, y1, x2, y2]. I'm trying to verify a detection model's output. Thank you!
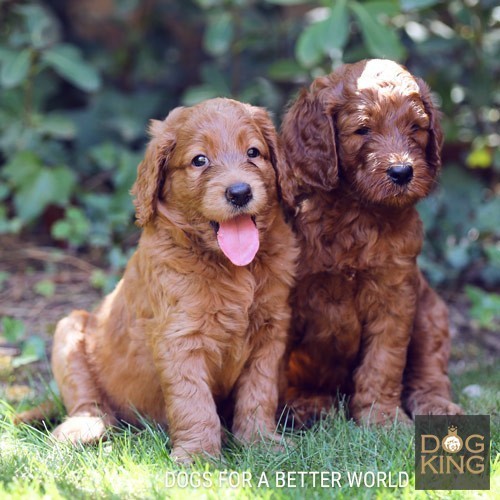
[280, 83, 339, 207]
[416, 77, 444, 173]
[131, 108, 183, 226]
[250, 107, 287, 203]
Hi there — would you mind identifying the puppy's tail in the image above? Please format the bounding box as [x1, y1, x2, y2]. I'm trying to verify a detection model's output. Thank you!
[14, 400, 59, 425]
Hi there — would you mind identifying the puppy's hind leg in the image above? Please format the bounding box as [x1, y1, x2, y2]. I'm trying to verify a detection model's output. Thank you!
[403, 273, 463, 417]
[51, 310, 115, 444]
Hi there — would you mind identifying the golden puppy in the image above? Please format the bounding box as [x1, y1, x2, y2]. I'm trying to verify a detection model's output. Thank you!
[46, 98, 297, 461]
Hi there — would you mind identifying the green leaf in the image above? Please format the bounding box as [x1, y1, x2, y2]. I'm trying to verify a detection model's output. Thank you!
[51, 207, 91, 246]
[200, 64, 232, 94]
[401, 0, 441, 12]
[264, 0, 310, 5]
[90, 269, 107, 290]
[484, 245, 500, 268]
[0, 47, 11, 62]
[268, 59, 306, 81]
[349, 2, 405, 61]
[296, 21, 326, 68]
[465, 286, 500, 330]
[466, 146, 492, 169]
[42, 44, 101, 92]
[1, 317, 26, 343]
[115, 149, 142, 189]
[14, 166, 76, 222]
[475, 197, 500, 235]
[11, 355, 39, 368]
[182, 85, 224, 106]
[292, 4, 351, 67]
[89, 142, 119, 171]
[195, 0, 224, 8]
[445, 243, 470, 270]
[37, 114, 77, 139]
[204, 12, 234, 57]
[15, 3, 60, 49]
[0, 207, 22, 234]
[0, 49, 31, 89]
[322, 0, 350, 53]
[364, 1, 401, 17]
[11, 335, 46, 367]
[2, 151, 42, 188]
[34, 279, 55, 298]
[0, 182, 10, 201]
[108, 116, 145, 142]
[437, 165, 484, 239]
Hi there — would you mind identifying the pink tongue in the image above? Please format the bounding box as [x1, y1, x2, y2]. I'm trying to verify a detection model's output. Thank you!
[216, 215, 259, 266]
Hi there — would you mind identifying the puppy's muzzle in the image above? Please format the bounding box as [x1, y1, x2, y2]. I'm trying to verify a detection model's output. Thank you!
[387, 163, 413, 186]
[225, 182, 253, 208]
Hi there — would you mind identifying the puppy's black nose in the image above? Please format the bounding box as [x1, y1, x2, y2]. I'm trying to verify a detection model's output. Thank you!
[387, 163, 413, 185]
[225, 182, 253, 207]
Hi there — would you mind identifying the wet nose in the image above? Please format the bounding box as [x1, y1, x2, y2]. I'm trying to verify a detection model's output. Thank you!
[387, 163, 413, 185]
[225, 182, 253, 207]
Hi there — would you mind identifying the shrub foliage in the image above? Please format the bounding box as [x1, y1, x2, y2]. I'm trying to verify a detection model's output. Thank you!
[0, 1, 498, 309]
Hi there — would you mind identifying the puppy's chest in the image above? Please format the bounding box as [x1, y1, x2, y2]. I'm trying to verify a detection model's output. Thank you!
[208, 293, 264, 397]
[332, 233, 397, 272]
[301, 213, 420, 276]
[207, 266, 279, 389]
[203, 266, 263, 334]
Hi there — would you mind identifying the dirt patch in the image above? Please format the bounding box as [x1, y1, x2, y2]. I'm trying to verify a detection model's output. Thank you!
[0, 237, 103, 401]
[1, 240, 102, 336]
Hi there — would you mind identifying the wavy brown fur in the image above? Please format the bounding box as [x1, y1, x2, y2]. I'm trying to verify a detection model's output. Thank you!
[21, 98, 298, 462]
[278, 59, 462, 425]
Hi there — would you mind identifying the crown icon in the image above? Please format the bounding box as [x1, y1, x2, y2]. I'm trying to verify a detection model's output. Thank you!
[442, 424, 463, 453]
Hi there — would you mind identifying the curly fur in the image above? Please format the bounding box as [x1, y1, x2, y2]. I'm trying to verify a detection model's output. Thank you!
[43, 98, 297, 462]
[278, 59, 462, 425]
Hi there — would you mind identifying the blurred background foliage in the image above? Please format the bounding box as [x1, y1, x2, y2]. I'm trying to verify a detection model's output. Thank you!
[0, 0, 498, 325]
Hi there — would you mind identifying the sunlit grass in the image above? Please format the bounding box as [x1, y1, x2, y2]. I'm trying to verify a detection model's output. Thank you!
[0, 364, 498, 499]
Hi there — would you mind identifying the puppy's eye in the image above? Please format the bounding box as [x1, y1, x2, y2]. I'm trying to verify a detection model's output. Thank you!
[355, 127, 370, 136]
[247, 147, 260, 158]
[411, 124, 422, 132]
[191, 155, 210, 168]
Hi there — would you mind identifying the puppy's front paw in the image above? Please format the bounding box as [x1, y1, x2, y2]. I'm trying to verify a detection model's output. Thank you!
[410, 397, 463, 417]
[233, 420, 287, 452]
[52, 416, 108, 444]
[170, 438, 221, 464]
[232, 425, 260, 446]
[170, 447, 195, 465]
[355, 406, 412, 427]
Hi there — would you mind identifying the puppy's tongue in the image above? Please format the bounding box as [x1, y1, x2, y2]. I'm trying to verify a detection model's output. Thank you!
[216, 215, 259, 266]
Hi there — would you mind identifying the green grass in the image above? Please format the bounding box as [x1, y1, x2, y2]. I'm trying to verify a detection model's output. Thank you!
[0, 365, 498, 499]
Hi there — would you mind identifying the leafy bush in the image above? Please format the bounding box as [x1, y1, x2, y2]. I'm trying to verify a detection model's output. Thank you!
[1, 316, 46, 367]
[465, 285, 500, 330]
[0, 0, 498, 300]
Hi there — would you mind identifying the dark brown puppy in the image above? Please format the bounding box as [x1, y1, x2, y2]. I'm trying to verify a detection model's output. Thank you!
[279, 59, 462, 425]
[24, 98, 297, 462]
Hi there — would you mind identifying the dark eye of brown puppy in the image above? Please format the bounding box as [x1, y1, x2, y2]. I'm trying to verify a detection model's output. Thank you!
[411, 124, 422, 133]
[355, 127, 370, 136]
[192, 155, 210, 168]
[247, 147, 260, 158]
